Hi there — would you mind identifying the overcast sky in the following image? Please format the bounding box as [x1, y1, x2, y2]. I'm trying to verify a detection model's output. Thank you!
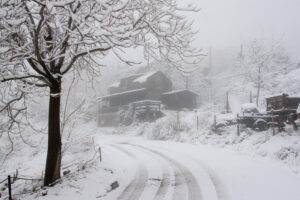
[182, 0, 300, 61]
[104, 0, 300, 71]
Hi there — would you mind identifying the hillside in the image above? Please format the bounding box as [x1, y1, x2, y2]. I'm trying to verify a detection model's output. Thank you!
[1, 50, 300, 200]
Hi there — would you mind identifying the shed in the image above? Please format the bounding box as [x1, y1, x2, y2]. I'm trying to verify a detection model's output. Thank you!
[161, 89, 198, 110]
[266, 93, 300, 112]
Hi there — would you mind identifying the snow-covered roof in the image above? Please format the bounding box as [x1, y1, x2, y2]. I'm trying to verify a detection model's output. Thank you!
[265, 93, 289, 99]
[265, 93, 300, 100]
[109, 81, 120, 88]
[132, 100, 161, 105]
[240, 103, 257, 110]
[100, 88, 147, 100]
[133, 71, 159, 83]
[162, 89, 198, 96]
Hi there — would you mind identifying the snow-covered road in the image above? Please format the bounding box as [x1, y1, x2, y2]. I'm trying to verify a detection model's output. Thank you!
[112, 143, 202, 200]
[94, 135, 300, 200]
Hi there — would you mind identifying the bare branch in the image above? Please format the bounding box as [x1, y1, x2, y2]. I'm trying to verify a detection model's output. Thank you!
[0, 92, 24, 113]
[61, 46, 111, 74]
[0, 75, 46, 83]
[33, 5, 57, 83]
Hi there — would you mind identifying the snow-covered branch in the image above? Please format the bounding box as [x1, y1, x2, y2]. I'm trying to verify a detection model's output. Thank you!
[1, 0, 203, 82]
[61, 46, 112, 74]
[0, 75, 46, 84]
[0, 0, 203, 185]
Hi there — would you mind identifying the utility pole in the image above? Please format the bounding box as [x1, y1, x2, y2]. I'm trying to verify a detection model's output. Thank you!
[237, 114, 240, 136]
[209, 45, 213, 103]
[209, 46, 212, 72]
[226, 91, 229, 113]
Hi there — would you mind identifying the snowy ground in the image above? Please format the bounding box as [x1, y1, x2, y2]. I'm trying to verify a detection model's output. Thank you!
[1, 112, 300, 200]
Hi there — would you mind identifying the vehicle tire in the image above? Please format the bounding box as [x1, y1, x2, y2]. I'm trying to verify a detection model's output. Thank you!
[253, 119, 268, 131]
[216, 122, 226, 129]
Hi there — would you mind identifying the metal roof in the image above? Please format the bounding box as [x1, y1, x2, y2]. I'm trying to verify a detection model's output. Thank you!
[162, 89, 198, 96]
[100, 88, 147, 100]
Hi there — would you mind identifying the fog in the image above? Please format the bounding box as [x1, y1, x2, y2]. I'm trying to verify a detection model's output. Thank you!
[96, 0, 300, 104]
[100, 0, 300, 73]
[187, 0, 300, 60]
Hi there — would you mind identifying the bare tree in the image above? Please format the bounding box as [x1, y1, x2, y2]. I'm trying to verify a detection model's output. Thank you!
[247, 41, 267, 106]
[0, 0, 203, 185]
[237, 39, 290, 106]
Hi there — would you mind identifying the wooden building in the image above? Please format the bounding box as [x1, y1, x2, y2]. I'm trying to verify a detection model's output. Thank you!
[266, 94, 300, 112]
[161, 89, 198, 110]
[266, 93, 300, 122]
[102, 71, 172, 108]
[98, 71, 199, 126]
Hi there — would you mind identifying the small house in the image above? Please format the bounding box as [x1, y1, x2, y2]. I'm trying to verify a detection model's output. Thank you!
[98, 70, 199, 126]
[101, 71, 172, 108]
[161, 89, 198, 110]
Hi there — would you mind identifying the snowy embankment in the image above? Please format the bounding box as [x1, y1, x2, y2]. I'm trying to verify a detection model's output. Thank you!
[1, 113, 300, 200]
[113, 109, 300, 174]
[0, 122, 128, 200]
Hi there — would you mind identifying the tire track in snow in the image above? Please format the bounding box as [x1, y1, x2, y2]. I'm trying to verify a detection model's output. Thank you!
[151, 145, 230, 200]
[112, 145, 148, 200]
[123, 144, 178, 200]
[195, 161, 230, 200]
[130, 146, 174, 200]
[114, 144, 174, 200]
[124, 143, 203, 200]
[153, 170, 173, 200]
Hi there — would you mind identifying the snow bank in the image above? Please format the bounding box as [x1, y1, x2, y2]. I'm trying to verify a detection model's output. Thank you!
[0, 121, 128, 200]
[104, 107, 300, 174]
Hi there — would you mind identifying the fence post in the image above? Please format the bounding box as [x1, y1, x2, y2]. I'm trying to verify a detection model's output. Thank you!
[99, 147, 102, 163]
[226, 91, 229, 113]
[237, 114, 240, 136]
[176, 112, 180, 130]
[8, 175, 12, 200]
[196, 116, 199, 130]
[214, 115, 217, 131]
[272, 110, 275, 136]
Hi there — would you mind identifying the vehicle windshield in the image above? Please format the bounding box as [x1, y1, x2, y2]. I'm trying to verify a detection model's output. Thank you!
[243, 108, 259, 114]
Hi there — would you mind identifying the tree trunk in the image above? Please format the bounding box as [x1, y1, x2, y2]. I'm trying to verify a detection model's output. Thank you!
[256, 64, 262, 106]
[256, 82, 260, 106]
[44, 82, 62, 186]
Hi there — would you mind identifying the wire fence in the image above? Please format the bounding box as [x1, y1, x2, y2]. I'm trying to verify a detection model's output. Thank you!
[1, 146, 102, 199]
[0, 177, 7, 184]
[0, 175, 43, 200]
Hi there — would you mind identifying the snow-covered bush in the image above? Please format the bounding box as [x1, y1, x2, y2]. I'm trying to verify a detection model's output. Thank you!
[118, 105, 135, 126]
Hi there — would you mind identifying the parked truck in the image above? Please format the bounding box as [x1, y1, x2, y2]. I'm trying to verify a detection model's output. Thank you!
[238, 94, 300, 131]
[216, 94, 300, 131]
[237, 103, 272, 131]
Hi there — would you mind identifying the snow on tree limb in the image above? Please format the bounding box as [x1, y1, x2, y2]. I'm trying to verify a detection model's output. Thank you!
[2, 0, 202, 76]
[0, 75, 46, 83]
[0, 0, 203, 176]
